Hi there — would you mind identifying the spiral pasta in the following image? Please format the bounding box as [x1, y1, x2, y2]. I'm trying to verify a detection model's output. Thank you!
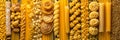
[70, 9, 80, 21]
[70, 17, 80, 28]
[53, 0, 60, 40]
[70, 2, 80, 14]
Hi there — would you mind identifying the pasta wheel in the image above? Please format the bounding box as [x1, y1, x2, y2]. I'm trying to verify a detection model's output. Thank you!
[90, 19, 99, 26]
[89, 1, 99, 11]
[40, 21, 53, 34]
[89, 11, 99, 19]
[89, 27, 98, 35]
[42, 14, 53, 23]
[54, 0, 59, 39]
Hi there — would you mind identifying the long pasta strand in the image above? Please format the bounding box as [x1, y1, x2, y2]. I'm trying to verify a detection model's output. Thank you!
[0, 0, 6, 40]
[54, 0, 60, 40]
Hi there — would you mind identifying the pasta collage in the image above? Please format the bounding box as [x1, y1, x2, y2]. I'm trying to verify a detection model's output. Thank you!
[0, 0, 112, 40]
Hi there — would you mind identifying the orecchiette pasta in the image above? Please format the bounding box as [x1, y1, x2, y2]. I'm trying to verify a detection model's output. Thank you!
[89, 11, 99, 19]
[89, 27, 98, 35]
[89, 19, 99, 27]
[89, 1, 99, 11]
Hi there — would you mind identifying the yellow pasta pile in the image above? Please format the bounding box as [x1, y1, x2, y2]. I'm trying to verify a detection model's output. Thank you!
[31, 0, 42, 40]
[53, 0, 60, 40]
[88, 1, 99, 40]
[81, 0, 89, 40]
[0, 0, 6, 40]
[69, 0, 81, 40]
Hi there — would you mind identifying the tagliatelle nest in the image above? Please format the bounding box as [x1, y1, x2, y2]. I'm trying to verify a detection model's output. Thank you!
[42, 1, 53, 10]
[40, 21, 53, 34]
